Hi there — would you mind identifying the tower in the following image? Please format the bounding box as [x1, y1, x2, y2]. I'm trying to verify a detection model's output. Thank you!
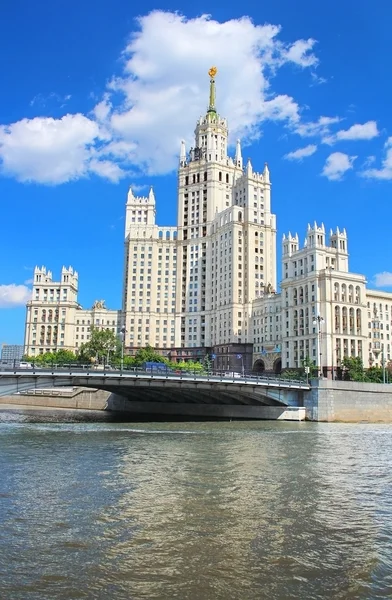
[175, 67, 277, 361]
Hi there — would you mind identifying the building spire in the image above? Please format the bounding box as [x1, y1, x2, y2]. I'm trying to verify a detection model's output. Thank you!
[180, 139, 186, 166]
[235, 139, 242, 168]
[207, 66, 217, 113]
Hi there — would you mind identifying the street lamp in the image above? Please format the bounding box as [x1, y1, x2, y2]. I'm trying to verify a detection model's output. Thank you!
[236, 353, 244, 377]
[313, 315, 325, 378]
[120, 326, 126, 371]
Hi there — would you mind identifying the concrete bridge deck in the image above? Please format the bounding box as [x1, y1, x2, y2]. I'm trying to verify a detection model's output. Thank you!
[0, 369, 309, 420]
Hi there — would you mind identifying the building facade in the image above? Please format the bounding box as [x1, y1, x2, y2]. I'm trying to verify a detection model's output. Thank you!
[24, 266, 122, 356]
[122, 68, 277, 370]
[1, 344, 25, 361]
[252, 224, 392, 375]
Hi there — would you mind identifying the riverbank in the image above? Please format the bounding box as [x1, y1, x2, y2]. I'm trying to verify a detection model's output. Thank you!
[305, 379, 392, 422]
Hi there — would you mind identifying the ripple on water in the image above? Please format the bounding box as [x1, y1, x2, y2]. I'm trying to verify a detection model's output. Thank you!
[0, 421, 392, 599]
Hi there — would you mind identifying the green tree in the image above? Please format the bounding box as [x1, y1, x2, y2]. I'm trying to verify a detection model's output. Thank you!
[53, 349, 77, 364]
[341, 356, 365, 381]
[134, 345, 167, 366]
[78, 327, 119, 364]
[202, 355, 212, 373]
[301, 356, 318, 379]
[365, 366, 383, 383]
[280, 369, 305, 381]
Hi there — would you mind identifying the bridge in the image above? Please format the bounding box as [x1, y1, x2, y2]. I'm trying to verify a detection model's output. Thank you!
[0, 368, 310, 420]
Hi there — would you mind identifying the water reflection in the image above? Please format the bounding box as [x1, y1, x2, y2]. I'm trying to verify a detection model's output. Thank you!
[0, 420, 391, 599]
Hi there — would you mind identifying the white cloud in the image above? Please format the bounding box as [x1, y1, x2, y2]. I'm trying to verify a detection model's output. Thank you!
[284, 144, 317, 161]
[106, 11, 318, 174]
[0, 284, 31, 308]
[0, 11, 323, 183]
[362, 155, 376, 168]
[30, 92, 72, 108]
[88, 159, 125, 182]
[373, 272, 392, 287]
[362, 137, 392, 180]
[295, 116, 341, 138]
[323, 120, 379, 145]
[284, 39, 318, 67]
[310, 72, 327, 86]
[322, 152, 356, 181]
[0, 114, 127, 184]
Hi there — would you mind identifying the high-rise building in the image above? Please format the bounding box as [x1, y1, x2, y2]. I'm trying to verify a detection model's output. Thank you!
[122, 68, 277, 370]
[1, 344, 25, 361]
[24, 266, 121, 356]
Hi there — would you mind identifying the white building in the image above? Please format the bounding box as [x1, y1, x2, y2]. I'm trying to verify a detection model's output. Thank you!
[252, 223, 392, 375]
[122, 68, 277, 369]
[24, 69, 392, 374]
[24, 266, 121, 356]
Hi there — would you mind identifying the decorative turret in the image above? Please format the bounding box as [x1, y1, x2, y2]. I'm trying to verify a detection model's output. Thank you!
[246, 158, 253, 176]
[34, 266, 53, 284]
[282, 232, 299, 256]
[306, 221, 325, 248]
[330, 226, 348, 254]
[61, 266, 78, 290]
[263, 162, 270, 183]
[127, 186, 135, 203]
[125, 186, 157, 235]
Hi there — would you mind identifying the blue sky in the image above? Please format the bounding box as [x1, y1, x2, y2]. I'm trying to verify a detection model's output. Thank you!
[1, 0, 392, 345]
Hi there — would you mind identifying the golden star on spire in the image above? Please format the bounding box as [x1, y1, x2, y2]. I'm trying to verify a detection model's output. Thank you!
[208, 66, 217, 79]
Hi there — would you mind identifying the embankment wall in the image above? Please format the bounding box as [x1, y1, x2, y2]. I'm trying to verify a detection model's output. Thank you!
[305, 379, 392, 422]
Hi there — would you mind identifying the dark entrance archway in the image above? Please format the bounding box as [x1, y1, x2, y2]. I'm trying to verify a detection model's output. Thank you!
[273, 358, 282, 375]
[253, 359, 265, 374]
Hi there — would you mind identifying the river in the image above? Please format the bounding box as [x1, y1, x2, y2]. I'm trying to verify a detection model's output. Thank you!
[0, 413, 391, 599]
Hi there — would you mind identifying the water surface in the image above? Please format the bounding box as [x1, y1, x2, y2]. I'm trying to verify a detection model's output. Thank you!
[0, 415, 391, 599]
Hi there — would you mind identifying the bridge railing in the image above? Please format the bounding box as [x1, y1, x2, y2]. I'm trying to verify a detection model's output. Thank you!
[0, 362, 310, 388]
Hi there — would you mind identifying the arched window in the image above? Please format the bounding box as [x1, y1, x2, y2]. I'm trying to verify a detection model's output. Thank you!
[334, 282, 340, 302]
[349, 308, 355, 334]
[159, 231, 163, 239]
[356, 309, 362, 335]
[355, 286, 361, 304]
[238, 211, 242, 222]
[348, 285, 354, 303]
[341, 284, 347, 302]
[342, 306, 348, 333]
[335, 306, 340, 333]
[166, 231, 170, 240]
